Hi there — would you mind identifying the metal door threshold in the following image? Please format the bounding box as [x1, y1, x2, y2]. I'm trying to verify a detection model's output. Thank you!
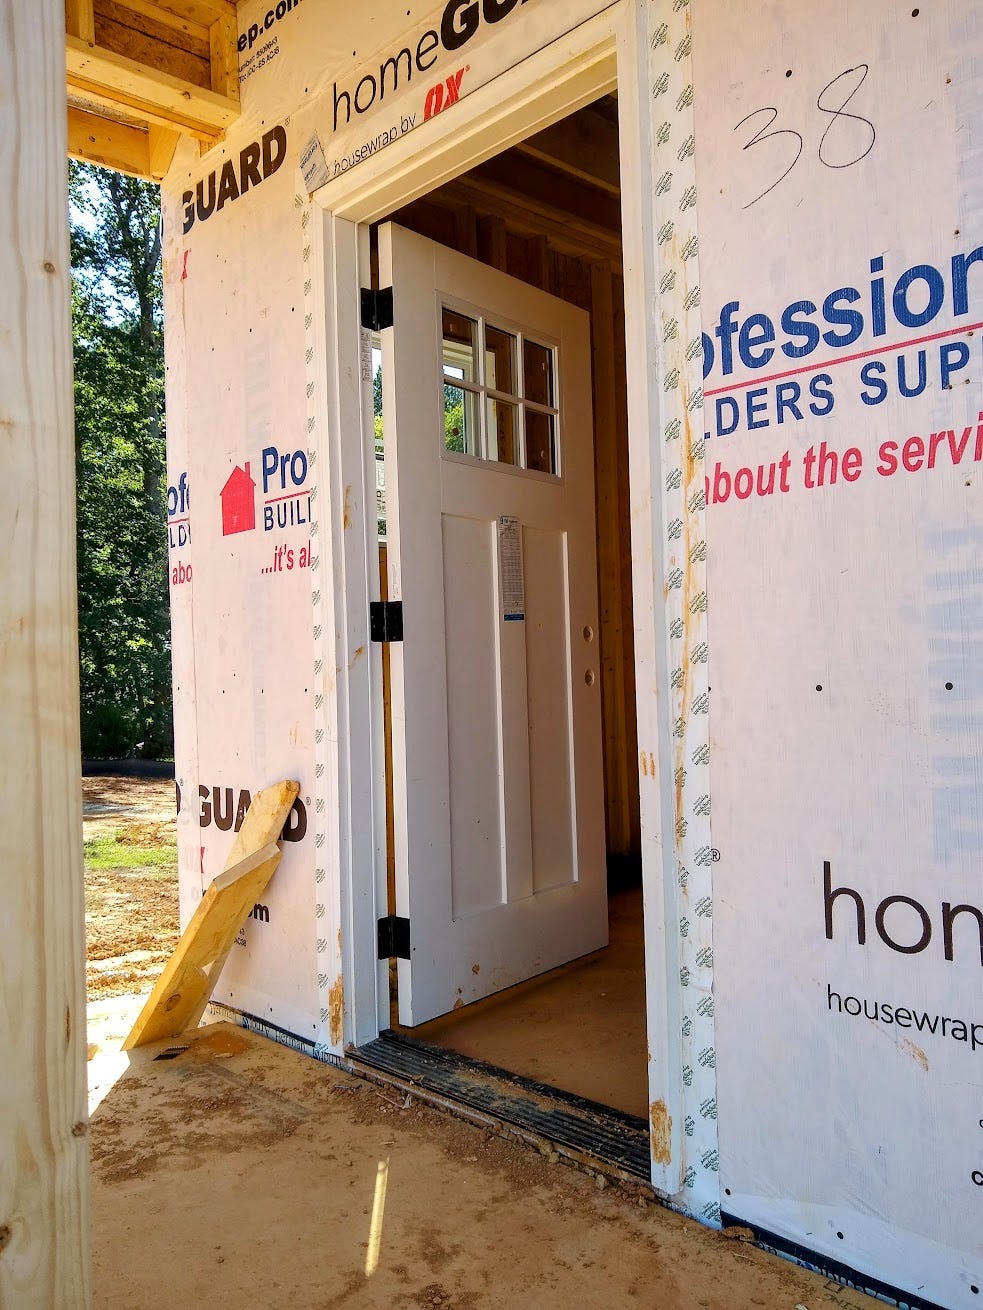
[349, 1029, 651, 1182]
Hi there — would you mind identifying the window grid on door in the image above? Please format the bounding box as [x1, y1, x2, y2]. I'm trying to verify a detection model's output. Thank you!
[441, 304, 560, 476]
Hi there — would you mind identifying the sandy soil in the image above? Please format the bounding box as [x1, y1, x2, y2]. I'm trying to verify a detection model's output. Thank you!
[89, 1023, 880, 1310]
[82, 775, 179, 1001]
[82, 784, 880, 1309]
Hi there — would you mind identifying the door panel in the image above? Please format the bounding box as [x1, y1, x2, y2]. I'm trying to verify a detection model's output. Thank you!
[380, 223, 607, 1026]
[524, 525, 575, 894]
[442, 513, 504, 919]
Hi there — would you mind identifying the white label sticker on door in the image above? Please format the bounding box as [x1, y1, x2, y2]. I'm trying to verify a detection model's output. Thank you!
[498, 515, 524, 621]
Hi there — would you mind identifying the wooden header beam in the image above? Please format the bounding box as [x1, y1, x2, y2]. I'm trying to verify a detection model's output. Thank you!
[65, 0, 243, 179]
[516, 108, 621, 196]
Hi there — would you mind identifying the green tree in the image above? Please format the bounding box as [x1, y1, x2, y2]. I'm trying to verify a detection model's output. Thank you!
[372, 363, 467, 450]
[70, 162, 172, 759]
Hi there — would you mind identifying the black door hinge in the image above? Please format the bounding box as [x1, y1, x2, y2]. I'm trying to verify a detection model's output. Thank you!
[377, 915, 411, 960]
[370, 599, 403, 643]
[361, 286, 394, 332]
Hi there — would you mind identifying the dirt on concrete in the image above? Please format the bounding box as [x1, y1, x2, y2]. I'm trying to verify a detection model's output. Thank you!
[88, 1023, 881, 1310]
[83, 775, 179, 1001]
[83, 783, 880, 1309]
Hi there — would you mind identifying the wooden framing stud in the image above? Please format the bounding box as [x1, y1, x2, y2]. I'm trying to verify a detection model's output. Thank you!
[66, 0, 96, 43]
[208, 11, 240, 103]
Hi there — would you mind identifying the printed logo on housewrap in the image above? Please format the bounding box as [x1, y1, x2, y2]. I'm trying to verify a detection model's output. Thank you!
[176, 780, 309, 843]
[181, 127, 286, 234]
[237, 0, 302, 85]
[220, 445, 313, 575]
[177, 781, 308, 935]
[167, 471, 192, 586]
[305, 0, 535, 187]
[701, 239, 983, 444]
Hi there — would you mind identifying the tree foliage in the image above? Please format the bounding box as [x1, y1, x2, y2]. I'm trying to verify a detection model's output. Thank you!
[372, 363, 467, 449]
[371, 363, 466, 537]
[71, 162, 172, 759]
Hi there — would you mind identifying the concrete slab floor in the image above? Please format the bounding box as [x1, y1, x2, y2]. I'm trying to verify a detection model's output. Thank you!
[404, 887, 648, 1119]
[88, 1020, 882, 1310]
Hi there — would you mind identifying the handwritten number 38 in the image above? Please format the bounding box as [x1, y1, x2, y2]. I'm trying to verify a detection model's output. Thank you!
[735, 65, 875, 209]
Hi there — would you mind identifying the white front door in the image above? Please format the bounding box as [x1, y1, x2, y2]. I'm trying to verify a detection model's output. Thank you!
[380, 223, 607, 1026]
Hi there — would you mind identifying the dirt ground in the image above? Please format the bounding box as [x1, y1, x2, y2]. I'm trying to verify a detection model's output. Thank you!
[82, 774, 179, 1001]
[89, 1021, 881, 1310]
[83, 781, 880, 1309]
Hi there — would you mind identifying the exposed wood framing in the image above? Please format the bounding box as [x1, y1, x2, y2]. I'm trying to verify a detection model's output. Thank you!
[67, 105, 176, 180]
[66, 0, 96, 42]
[1, 4, 91, 1305]
[441, 144, 623, 269]
[149, 123, 182, 177]
[517, 109, 620, 196]
[591, 263, 639, 856]
[102, 0, 210, 43]
[477, 214, 507, 271]
[65, 0, 242, 179]
[208, 10, 239, 101]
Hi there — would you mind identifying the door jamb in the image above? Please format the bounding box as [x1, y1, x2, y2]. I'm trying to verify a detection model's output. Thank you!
[316, 0, 687, 1195]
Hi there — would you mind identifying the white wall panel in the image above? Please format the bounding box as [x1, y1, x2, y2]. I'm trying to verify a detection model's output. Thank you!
[695, 3, 983, 1305]
[162, 125, 319, 1044]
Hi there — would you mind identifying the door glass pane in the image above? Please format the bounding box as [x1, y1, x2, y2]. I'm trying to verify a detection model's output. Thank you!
[524, 408, 557, 474]
[486, 398, 519, 465]
[444, 385, 480, 457]
[523, 339, 554, 407]
[443, 309, 478, 384]
[485, 325, 516, 396]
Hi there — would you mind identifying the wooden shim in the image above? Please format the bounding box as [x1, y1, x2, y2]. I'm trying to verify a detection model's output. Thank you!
[1, 5, 91, 1305]
[147, 123, 181, 179]
[124, 780, 300, 1049]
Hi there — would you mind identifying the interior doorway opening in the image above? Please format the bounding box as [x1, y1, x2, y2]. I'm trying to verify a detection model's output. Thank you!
[369, 92, 644, 1123]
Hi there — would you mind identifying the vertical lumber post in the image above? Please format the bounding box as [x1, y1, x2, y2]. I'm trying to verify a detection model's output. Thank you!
[591, 262, 633, 855]
[208, 13, 240, 105]
[592, 260, 631, 854]
[477, 215, 507, 271]
[0, 6, 91, 1308]
[64, 0, 95, 44]
[452, 204, 478, 259]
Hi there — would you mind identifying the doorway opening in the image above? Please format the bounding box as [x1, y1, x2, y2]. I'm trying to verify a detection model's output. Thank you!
[362, 92, 644, 1130]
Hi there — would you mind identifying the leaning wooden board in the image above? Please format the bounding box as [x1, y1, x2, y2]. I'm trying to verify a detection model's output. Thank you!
[124, 780, 300, 1049]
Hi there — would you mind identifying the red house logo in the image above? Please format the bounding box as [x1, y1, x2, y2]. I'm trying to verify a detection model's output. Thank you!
[221, 462, 256, 536]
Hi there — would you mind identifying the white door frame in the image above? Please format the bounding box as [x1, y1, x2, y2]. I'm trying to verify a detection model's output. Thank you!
[309, 0, 713, 1203]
